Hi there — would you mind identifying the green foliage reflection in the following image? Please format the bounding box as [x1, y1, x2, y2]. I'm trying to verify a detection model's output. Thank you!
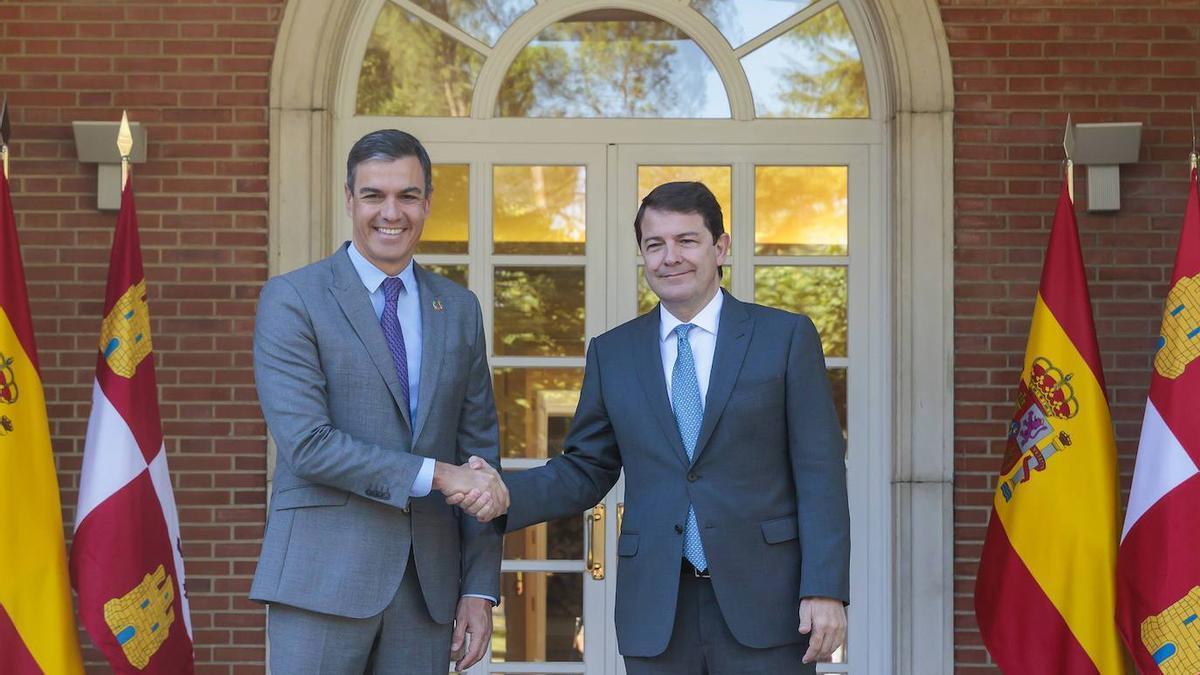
[357, 3, 484, 116]
[494, 267, 586, 356]
[496, 9, 728, 118]
[754, 266, 846, 356]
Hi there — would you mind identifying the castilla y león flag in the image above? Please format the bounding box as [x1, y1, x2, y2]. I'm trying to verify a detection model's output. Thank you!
[974, 177, 1128, 673]
[0, 163, 85, 673]
[70, 182, 194, 673]
[1116, 167, 1200, 674]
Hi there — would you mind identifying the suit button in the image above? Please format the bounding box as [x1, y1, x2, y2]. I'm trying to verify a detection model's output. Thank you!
[687, 472, 698, 482]
[674, 524, 684, 534]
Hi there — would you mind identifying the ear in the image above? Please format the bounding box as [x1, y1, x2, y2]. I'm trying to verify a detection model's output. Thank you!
[714, 232, 731, 265]
[344, 183, 354, 217]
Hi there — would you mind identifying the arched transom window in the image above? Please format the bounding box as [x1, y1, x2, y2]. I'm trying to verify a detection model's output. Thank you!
[356, 0, 870, 119]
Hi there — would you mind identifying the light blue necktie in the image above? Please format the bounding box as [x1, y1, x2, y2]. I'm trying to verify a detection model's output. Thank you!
[671, 323, 708, 572]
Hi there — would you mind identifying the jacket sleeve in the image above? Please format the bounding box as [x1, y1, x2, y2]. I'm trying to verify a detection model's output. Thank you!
[503, 338, 624, 532]
[456, 296, 503, 599]
[786, 315, 851, 603]
[254, 276, 425, 509]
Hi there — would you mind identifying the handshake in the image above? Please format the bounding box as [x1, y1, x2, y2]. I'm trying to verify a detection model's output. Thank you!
[433, 456, 509, 522]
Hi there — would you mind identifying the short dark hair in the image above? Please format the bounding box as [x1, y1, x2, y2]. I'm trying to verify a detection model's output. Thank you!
[345, 129, 433, 195]
[634, 181, 724, 246]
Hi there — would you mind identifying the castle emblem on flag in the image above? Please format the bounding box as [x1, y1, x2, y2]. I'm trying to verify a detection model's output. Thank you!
[99, 280, 153, 378]
[0, 351, 19, 404]
[999, 356, 1078, 502]
[102, 564, 177, 670]
[1154, 274, 1200, 379]
[1140, 586, 1200, 675]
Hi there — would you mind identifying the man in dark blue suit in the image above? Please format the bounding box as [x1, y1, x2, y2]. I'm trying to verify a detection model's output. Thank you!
[460, 181, 850, 673]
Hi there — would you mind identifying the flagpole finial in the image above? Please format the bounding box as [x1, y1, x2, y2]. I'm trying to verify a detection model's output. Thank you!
[1, 96, 10, 180]
[1190, 106, 1197, 172]
[1063, 114, 1075, 201]
[117, 110, 133, 188]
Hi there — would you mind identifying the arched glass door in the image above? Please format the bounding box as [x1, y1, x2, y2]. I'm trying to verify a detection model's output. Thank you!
[334, 2, 888, 672]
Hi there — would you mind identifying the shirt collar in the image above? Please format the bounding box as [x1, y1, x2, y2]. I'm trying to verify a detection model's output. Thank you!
[347, 242, 418, 295]
[660, 289, 724, 342]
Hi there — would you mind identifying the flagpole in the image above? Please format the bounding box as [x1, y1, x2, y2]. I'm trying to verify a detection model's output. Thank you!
[117, 110, 132, 188]
[1185, 105, 1195, 171]
[1, 96, 10, 180]
[1063, 113, 1075, 201]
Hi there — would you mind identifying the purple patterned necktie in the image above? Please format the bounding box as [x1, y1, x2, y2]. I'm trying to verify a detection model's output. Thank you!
[380, 277, 410, 408]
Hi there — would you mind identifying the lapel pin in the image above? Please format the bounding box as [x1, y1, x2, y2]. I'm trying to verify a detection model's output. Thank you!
[432, 299, 444, 312]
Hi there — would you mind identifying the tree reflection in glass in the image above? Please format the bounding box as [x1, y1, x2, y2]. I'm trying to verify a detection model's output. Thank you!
[356, 3, 484, 116]
[755, 165, 848, 256]
[494, 267, 586, 356]
[494, 166, 586, 255]
[692, 0, 815, 48]
[408, 0, 534, 46]
[741, 5, 868, 118]
[496, 9, 729, 118]
[754, 265, 847, 356]
[418, 165, 469, 254]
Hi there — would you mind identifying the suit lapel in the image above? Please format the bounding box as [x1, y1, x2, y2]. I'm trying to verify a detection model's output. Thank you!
[329, 246, 412, 430]
[633, 307, 691, 467]
[411, 264, 444, 443]
[691, 292, 752, 464]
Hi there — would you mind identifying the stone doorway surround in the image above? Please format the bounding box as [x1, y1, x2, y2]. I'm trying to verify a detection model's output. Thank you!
[266, 1, 954, 671]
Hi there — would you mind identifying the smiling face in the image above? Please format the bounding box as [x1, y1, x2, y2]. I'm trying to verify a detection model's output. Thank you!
[345, 155, 431, 276]
[639, 207, 730, 322]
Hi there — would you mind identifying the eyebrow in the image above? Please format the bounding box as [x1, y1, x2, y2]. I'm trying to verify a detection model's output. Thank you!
[357, 185, 424, 197]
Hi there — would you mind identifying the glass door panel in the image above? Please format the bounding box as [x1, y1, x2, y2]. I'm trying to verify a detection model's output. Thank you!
[454, 143, 610, 675]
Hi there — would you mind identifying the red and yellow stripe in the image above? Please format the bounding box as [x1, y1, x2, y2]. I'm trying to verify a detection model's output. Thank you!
[0, 171, 84, 673]
[976, 179, 1128, 674]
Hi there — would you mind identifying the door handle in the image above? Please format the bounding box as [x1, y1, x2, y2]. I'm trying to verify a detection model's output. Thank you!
[587, 503, 606, 580]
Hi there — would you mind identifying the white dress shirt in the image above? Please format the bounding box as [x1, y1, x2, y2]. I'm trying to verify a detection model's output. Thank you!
[659, 290, 724, 406]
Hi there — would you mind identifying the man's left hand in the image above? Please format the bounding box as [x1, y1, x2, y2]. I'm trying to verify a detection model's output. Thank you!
[451, 596, 493, 672]
[798, 596, 846, 664]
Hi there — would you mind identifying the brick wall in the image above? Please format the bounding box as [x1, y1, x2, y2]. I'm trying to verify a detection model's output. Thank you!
[0, 1, 283, 671]
[5, 0, 1199, 672]
[943, 0, 1200, 671]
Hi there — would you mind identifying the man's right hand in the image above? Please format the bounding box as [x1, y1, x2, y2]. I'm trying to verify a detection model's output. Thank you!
[434, 457, 508, 522]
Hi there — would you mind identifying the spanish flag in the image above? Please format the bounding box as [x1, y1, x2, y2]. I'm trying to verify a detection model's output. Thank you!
[1116, 167, 1200, 674]
[0, 167, 85, 671]
[70, 182, 194, 673]
[974, 177, 1128, 673]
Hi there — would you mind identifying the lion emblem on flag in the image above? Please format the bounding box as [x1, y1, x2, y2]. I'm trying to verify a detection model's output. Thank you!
[998, 356, 1078, 501]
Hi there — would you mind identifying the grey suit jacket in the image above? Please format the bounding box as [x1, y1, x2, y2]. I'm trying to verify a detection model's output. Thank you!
[504, 291, 849, 657]
[250, 243, 502, 624]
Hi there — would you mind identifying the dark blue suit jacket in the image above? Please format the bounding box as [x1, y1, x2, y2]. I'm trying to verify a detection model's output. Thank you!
[505, 291, 850, 657]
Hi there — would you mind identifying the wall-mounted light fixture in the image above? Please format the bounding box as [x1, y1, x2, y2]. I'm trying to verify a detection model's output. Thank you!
[1070, 122, 1142, 212]
[72, 120, 147, 211]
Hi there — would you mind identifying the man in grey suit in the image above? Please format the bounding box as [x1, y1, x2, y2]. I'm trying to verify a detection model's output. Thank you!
[460, 181, 850, 673]
[251, 129, 508, 673]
